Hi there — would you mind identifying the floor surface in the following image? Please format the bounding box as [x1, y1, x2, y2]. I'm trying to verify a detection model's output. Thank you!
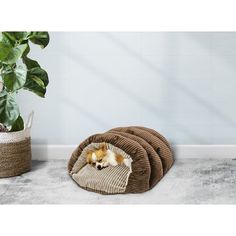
[0, 159, 236, 204]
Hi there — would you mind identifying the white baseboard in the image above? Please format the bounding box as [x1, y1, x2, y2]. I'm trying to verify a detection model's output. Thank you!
[31, 145, 236, 161]
[173, 145, 236, 159]
[32, 145, 76, 161]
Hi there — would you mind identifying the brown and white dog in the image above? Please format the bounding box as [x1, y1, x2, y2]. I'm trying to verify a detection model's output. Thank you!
[86, 143, 131, 170]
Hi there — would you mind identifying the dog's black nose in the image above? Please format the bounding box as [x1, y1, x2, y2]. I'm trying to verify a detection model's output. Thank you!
[97, 165, 102, 170]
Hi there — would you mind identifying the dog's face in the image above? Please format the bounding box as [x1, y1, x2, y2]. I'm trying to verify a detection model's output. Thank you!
[86, 144, 108, 170]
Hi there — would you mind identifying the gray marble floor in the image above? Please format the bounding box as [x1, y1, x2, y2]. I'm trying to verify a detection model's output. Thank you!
[0, 159, 236, 204]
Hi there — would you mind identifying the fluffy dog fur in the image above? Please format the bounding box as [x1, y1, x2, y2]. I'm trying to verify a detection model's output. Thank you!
[86, 143, 131, 170]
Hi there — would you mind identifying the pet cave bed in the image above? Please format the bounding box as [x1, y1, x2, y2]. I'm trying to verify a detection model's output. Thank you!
[68, 126, 174, 194]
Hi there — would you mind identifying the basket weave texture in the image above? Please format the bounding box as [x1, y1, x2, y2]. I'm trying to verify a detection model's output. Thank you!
[0, 112, 33, 178]
[0, 138, 32, 177]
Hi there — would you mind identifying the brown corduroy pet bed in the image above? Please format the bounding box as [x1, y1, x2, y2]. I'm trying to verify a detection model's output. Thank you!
[68, 126, 174, 194]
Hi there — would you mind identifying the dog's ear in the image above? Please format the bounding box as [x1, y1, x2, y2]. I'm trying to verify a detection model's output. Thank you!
[86, 151, 92, 164]
[100, 143, 107, 151]
[86, 150, 92, 161]
[87, 150, 92, 155]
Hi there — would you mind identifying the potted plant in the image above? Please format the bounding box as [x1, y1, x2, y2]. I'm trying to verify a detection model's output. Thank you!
[0, 31, 49, 177]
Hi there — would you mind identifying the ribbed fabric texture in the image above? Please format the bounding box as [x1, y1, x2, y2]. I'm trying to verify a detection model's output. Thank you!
[109, 131, 163, 189]
[73, 164, 131, 194]
[71, 142, 133, 194]
[110, 127, 173, 174]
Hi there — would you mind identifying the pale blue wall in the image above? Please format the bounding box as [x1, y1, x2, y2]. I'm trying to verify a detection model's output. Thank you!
[18, 32, 236, 145]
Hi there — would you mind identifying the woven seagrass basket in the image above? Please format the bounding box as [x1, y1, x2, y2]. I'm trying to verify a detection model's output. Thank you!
[0, 112, 33, 178]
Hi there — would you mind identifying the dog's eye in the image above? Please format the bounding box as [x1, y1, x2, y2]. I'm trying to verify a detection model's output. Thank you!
[98, 159, 102, 163]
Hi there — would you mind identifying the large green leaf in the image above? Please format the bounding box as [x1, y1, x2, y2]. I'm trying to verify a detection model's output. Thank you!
[0, 92, 19, 126]
[23, 55, 40, 69]
[23, 79, 46, 97]
[29, 67, 49, 87]
[29, 32, 49, 48]
[0, 42, 12, 63]
[23, 67, 49, 97]
[2, 32, 29, 44]
[0, 42, 28, 64]
[5, 32, 29, 41]
[10, 115, 24, 132]
[1, 32, 16, 46]
[2, 66, 27, 92]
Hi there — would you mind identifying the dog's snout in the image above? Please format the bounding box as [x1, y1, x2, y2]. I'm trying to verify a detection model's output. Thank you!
[97, 165, 102, 170]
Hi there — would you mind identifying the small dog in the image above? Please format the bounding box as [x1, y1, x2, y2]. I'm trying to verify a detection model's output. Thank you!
[86, 143, 131, 170]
